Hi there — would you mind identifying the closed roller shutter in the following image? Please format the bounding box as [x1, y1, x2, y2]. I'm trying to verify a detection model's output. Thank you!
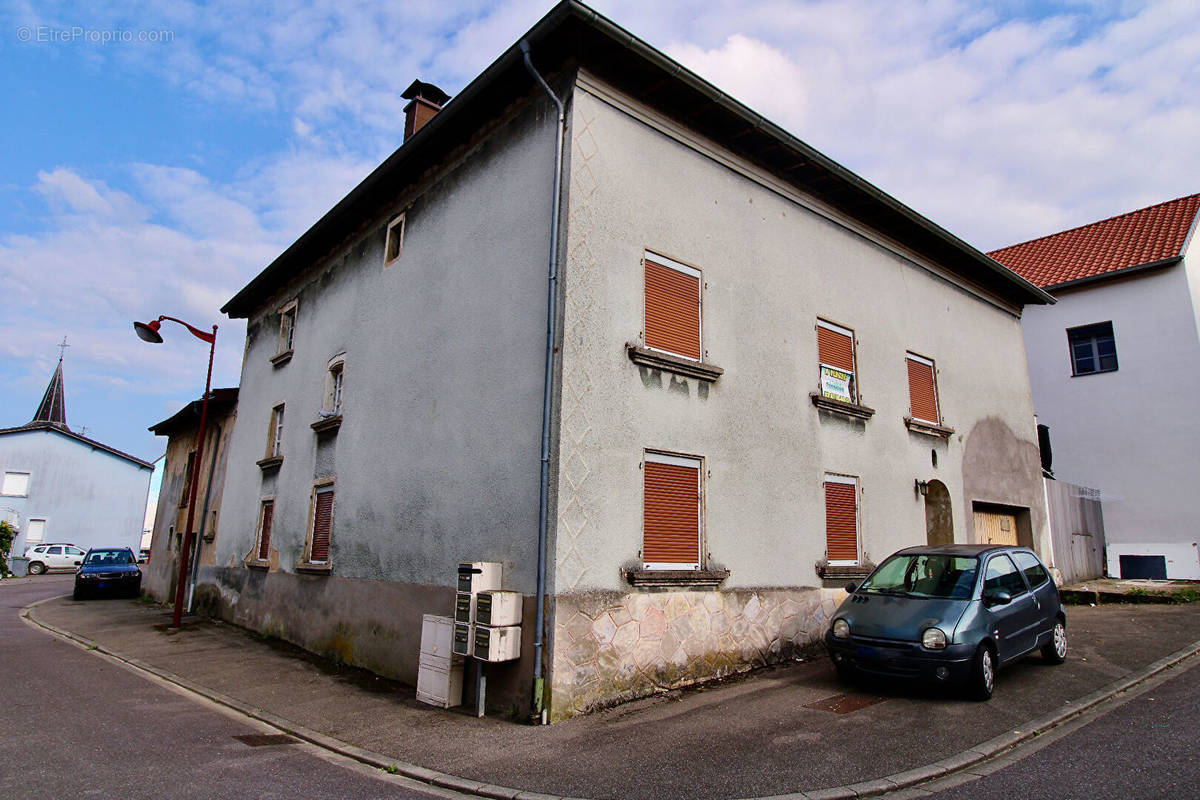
[825, 479, 858, 563]
[257, 501, 274, 560]
[906, 355, 939, 424]
[310, 488, 334, 563]
[643, 457, 700, 568]
[645, 256, 701, 361]
[817, 323, 854, 372]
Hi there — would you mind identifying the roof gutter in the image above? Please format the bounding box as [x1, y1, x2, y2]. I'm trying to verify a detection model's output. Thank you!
[1041, 255, 1183, 293]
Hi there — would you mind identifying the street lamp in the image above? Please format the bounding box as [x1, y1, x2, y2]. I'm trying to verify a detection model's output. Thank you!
[133, 315, 218, 628]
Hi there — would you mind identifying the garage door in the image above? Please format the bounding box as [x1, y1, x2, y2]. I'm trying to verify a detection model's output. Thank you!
[973, 511, 1018, 546]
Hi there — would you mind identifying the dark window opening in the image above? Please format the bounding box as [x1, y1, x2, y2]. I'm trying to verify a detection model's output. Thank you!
[1068, 321, 1117, 375]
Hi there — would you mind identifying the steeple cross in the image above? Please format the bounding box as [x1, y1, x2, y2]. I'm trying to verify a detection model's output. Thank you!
[57, 336, 69, 361]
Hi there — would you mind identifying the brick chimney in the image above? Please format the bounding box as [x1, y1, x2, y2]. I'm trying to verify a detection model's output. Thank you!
[402, 80, 451, 142]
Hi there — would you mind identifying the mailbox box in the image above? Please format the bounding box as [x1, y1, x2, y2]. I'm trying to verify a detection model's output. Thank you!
[452, 622, 473, 657]
[474, 624, 521, 662]
[457, 561, 501, 594]
[454, 592, 474, 624]
[476, 591, 522, 627]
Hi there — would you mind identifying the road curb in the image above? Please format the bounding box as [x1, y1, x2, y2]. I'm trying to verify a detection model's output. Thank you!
[22, 597, 1200, 800]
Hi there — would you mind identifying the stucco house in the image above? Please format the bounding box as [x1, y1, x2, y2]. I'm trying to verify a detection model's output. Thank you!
[202, 0, 1052, 721]
[144, 388, 238, 604]
[1, 357, 154, 560]
[990, 193, 1200, 580]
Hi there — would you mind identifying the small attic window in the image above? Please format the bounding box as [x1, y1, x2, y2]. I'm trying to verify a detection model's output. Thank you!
[385, 214, 405, 266]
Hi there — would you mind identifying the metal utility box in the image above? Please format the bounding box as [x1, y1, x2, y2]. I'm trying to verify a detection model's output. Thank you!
[475, 591, 522, 627]
[419, 614, 460, 662]
[454, 592, 474, 624]
[473, 624, 521, 662]
[452, 622, 473, 657]
[457, 561, 502, 594]
[416, 656, 463, 708]
[417, 614, 463, 708]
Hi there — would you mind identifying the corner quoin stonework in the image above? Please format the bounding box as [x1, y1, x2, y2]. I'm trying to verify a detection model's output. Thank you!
[549, 587, 843, 720]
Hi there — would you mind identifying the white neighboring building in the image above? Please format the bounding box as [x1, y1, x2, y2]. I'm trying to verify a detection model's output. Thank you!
[991, 194, 1200, 580]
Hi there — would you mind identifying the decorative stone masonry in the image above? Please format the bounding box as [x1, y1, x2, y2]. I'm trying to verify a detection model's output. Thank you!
[549, 587, 843, 721]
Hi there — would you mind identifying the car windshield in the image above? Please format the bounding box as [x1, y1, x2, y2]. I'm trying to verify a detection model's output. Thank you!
[858, 554, 978, 599]
[85, 550, 134, 565]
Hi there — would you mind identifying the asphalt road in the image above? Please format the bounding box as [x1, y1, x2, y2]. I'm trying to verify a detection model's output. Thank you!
[920, 657, 1200, 800]
[1, 576, 455, 800]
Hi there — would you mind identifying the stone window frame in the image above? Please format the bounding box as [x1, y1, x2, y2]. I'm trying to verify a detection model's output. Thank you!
[271, 299, 298, 366]
[384, 213, 405, 267]
[1, 470, 30, 497]
[297, 478, 336, 573]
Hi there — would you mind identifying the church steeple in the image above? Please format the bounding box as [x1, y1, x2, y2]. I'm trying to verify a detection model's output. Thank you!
[32, 354, 68, 430]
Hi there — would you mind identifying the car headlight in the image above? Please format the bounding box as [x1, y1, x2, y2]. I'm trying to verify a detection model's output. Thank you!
[77, 573, 97, 580]
[921, 627, 947, 650]
[832, 618, 850, 639]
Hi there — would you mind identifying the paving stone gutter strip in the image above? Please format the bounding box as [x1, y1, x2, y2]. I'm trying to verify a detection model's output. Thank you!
[22, 595, 1200, 800]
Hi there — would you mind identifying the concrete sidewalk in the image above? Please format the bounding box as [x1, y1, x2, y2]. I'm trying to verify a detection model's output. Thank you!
[25, 592, 1200, 800]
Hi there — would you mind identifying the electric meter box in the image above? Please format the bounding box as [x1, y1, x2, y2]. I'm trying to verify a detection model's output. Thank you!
[457, 561, 502, 594]
[452, 622, 473, 657]
[475, 591, 522, 627]
[473, 624, 521, 662]
[419, 614, 460, 662]
[454, 592, 474, 624]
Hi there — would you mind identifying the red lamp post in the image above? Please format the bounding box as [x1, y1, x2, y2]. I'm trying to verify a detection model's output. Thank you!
[134, 315, 218, 628]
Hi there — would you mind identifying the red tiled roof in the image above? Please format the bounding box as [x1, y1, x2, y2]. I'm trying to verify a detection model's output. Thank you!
[988, 193, 1200, 289]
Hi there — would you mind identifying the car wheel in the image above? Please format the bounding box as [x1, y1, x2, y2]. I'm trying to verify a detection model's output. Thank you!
[73, 586, 86, 601]
[967, 644, 995, 701]
[28, 561, 46, 575]
[834, 662, 854, 683]
[1041, 620, 1067, 665]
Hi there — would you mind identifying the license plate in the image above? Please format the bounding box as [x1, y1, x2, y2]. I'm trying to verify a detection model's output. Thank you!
[856, 646, 879, 658]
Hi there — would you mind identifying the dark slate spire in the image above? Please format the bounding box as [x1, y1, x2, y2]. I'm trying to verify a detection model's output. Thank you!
[32, 357, 68, 429]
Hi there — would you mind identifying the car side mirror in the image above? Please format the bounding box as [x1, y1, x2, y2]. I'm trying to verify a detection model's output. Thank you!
[844, 582, 859, 594]
[983, 588, 1012, 607]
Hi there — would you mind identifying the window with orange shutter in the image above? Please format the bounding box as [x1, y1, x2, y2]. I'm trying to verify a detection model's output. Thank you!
[824, 475, 859, 564]
[817, 319, 856, 403]
[256, 500, 274, 561]
[644, 253, 702, 362]
[905, 353, 940, 424]
[642, 452, 701, 570]
[307, 485, 334, 564]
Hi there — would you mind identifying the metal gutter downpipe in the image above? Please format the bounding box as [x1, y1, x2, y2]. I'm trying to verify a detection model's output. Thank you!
[521, 38, 565, 725]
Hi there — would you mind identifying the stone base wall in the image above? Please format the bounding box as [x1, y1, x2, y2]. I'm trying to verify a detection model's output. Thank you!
[549, 587, 842, 720]
[193, 566, 535, 715]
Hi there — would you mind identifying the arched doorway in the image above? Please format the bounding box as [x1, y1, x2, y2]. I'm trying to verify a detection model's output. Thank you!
[924, 480, 953, 546]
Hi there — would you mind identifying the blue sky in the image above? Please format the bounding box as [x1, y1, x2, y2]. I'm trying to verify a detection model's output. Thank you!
[1, 0, 1197, 466]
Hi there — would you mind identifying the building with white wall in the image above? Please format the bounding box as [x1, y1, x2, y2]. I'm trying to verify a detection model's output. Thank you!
[0, 358, 154, 559]
[204, 0, 1052, 720]
[991, 193, 1200, 580]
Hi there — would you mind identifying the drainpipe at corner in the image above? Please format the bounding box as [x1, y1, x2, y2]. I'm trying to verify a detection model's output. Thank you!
[521, 38, 565, 725]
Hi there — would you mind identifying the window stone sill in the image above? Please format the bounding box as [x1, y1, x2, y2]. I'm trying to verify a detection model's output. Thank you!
[626, 344, 723, 382]
[810, 393, 875, 421]
[270, 349, 293, 367]
[310, 415, 342, 434]
[904, 417, 955, 438]
[295, 562, 331, 574]
[256, 456, 283, 471]
[816, 562, 874, 589]
[623, 568, 730, 590]
[245, 561, 269, 571]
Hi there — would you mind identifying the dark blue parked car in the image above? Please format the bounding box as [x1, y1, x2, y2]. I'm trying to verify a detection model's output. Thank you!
[73, 548, 142, 600]
[825, 544, 1066, 700]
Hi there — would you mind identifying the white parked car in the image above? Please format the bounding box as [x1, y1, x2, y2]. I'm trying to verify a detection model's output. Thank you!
[24, 543, 86, 575]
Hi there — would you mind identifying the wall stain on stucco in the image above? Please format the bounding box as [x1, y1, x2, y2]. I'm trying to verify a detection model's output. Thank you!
[637, 366, 663, 389]
[667, 375, 689, 396]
